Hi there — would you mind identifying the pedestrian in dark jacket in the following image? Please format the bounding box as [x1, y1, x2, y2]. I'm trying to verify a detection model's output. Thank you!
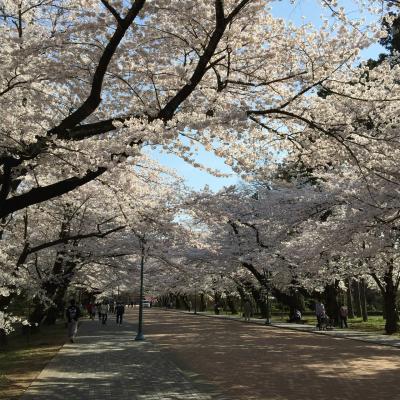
[116, 302, 125, 325]
[66, 299, 81, 343]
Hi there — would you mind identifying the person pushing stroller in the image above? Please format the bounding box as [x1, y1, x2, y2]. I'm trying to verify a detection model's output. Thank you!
[315, 300, 327, 330]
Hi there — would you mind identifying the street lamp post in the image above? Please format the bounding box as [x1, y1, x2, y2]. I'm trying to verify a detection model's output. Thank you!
[135, 239, 146, 341]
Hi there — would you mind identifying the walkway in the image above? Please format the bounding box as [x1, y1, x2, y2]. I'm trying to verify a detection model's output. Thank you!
[141, 309, 400, 400]
[20, 317, 219, 400]
[197, 312, 400, 348]
[21, 309, 400, 400]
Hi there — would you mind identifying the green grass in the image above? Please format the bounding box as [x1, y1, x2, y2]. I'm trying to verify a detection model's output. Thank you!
[186, 309, 399, 336]
[346, 316, 387, 333]
[0, 322, 66, 399]
[277, 314, 396, 336]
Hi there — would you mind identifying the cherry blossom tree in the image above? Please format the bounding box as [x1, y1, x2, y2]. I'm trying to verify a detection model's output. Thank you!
[0, 156, 186, 333]
[0, 0, 381, 219]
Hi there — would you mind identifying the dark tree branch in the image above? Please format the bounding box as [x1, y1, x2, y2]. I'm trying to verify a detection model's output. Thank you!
[52, 0, 146, 136]
[100, 0, 123, 25]
[0, 168, 106, 219]
[157, 0, 229, 121]
[27, 225, 126, 255]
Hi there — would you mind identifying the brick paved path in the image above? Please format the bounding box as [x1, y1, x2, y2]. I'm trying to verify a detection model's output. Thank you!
[20, 317, 218, 400]
[140, 309, 400, 400]
[20, 309, 400, 400]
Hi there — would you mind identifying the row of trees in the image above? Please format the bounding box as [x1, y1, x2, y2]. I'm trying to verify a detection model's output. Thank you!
[1, 0, 400, 337]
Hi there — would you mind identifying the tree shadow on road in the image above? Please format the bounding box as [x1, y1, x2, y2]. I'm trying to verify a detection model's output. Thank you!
[141, 309, 400, 400]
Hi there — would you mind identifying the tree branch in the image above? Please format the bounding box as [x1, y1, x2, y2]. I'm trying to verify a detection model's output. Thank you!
[27, 225, 126, 255]
[52, 0, 146, 136]
[0, 167, 106, 219]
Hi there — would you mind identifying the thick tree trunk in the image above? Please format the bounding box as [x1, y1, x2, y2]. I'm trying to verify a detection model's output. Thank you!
[199, 293, 207, 312]
[371, 265, 399, 334]
[174, 294, 182, 309]
[250, 287, 267, 318]
[236, 285, 246, 312]
[272, 287, 305, 317]
[346, 278, 355, 319]
[29, 299, 47, 325]
[225, 292, 237, 314]
[360, 278, 368, 322]
[383, 289, 398, 334]
[43, 284, 69, 325]
[0, 329, 7, 348]
[352, 279, 363, 318]
[324, 282, 340, 326]
[382, 271, 399, 334]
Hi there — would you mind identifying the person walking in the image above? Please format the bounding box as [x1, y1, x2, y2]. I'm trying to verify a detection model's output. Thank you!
[92, 304, 97, 320]
[243, 299, 252, 322]
[66, 299, 81, 343]
[315, 300, 326, 330]
[87, 303, 95, 320]
[97, 303, 102, 321]
[116, 302, 125, 325]
[100, 302, 109, 325]
[339, 304, 349, 328]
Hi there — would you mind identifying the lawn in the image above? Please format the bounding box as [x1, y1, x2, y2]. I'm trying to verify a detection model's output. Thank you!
[187, 309, 399, 337]
[275, 313, 395, 335]
[346, 316, 387, 333]
[0, 322, 66, 399]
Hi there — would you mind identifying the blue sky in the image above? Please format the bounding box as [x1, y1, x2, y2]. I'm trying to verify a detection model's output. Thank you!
[147, 0, 385, 192]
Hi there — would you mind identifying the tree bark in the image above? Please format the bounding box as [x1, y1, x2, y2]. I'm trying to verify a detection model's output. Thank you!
[250, 286, 267, 318]
[383, 289, 398, 334]
[0, 329, 7, 348]
[360, 278, 368, 322]
[382, 271, 399, 334]
[324, 282, 340, 326]
[225, 292, 237, 314]
[199, 293, 207, 312]
[352, 279, 363, 318]
[371, 265, 399, 334]
[346, 278, 355, 319]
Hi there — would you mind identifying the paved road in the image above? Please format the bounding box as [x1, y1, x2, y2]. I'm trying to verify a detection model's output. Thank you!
[20, 309, 400, 400]
[20, 317, 219, 400]
[139, 309, 400, 400]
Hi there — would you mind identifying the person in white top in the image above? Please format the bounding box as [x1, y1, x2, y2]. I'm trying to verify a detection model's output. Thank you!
[100, 303, 109, 325]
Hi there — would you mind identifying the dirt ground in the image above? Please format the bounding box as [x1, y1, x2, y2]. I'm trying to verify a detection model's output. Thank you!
[130, 308, 400, 400]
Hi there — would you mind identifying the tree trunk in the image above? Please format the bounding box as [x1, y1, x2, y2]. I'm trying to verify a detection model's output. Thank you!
[360, 278, 368, 322]
[272, 288, 304, 319]
[352, 279, 362, 318]
[225, 292, 237, 314]
[250, 287, 267, 318]
[383, 289, 398, 334]
[372, 265, 399, 334]
[0, 329, 7, 348]
[324, 282, 340, 326]
[346, 278, 355, 319]
[199, 293, 207, 312]
[236, 285, 247, 313]
[30, 300, 46, 326]
[382, 270, 399, 334]
[43, 282, 69, 325]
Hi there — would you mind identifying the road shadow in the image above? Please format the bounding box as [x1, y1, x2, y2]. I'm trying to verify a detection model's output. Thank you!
[138, 309, 400, 400]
